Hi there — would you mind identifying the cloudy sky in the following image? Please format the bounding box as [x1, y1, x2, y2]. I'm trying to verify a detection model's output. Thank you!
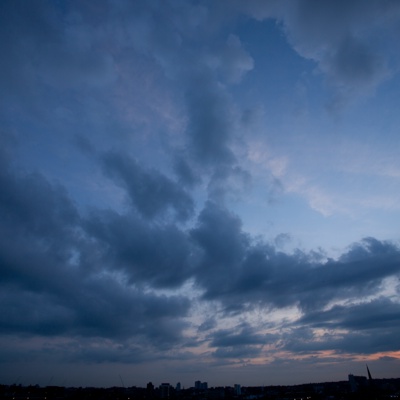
[1, 0, 400, 388]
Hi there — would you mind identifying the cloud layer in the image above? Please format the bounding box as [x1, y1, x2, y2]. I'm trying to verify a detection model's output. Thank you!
[1, 0, 400, 387]
[1, 148, 399, 374]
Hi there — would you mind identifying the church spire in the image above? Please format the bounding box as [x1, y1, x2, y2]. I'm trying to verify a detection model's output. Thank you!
[366, 364, 373, 382]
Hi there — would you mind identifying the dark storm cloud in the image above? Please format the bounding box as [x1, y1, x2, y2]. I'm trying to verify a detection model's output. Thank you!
[191, 202, 400, 313]
[102, 151, 194, 221]
[190, 202, 248, 301]
[238, 0, 399, 97]
[1, 142, 400, 362]
[287, 0, 396, 86]
[0, 154, 81, 292]
[197, 317, 217, 333]
[0, 277, 190, 344]
[329, 34, 385, 86]
[67, 276, 190, 343]
[299, 297, 400, 332]
[85, 209, 195, 289]
[206, 323, 270, 360]
[0, 287, 75, 336]
[210, 324, 268, 348]
[0, 151, 191, 356]
[212, 345, 262, 360]
[0, 170, 78, 241]
[185, 74, 236, 167]
[65, 340, 162, 365]
[173, 155, 201, 188]
[114, 1, 254, 197]
[191, 203, 400, 358]
[173, 73, 253, 202]
[1, 0, 253, 204]
[280, 297, 400, 358]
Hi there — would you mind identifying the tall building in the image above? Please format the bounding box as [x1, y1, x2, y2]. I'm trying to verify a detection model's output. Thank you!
[367, 365, 373, 383]
[195, 381, 208, 390]
[160, 383, 171, 398]
[349, 374, 367, 392]
[234, 384, 241, 396]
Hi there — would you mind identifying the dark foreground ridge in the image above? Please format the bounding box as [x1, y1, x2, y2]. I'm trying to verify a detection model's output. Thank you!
[1, 376, 400, 400]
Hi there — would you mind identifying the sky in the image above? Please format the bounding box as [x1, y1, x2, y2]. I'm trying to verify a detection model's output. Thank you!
[1, 0, 400, 389]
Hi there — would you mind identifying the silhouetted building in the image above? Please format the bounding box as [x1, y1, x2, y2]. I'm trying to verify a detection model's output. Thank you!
[160, 383, 171, 398]
[234, 384, 241, 396]
[147, 382, 155, 391]
[349, 374, 367, 392]
[195, 381, 208, 390]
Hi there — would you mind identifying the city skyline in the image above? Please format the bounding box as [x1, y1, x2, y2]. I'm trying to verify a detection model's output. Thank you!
[1, 366, 396, 392]
[1, 0, 400, 388]
[4, 373, 400, 400]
